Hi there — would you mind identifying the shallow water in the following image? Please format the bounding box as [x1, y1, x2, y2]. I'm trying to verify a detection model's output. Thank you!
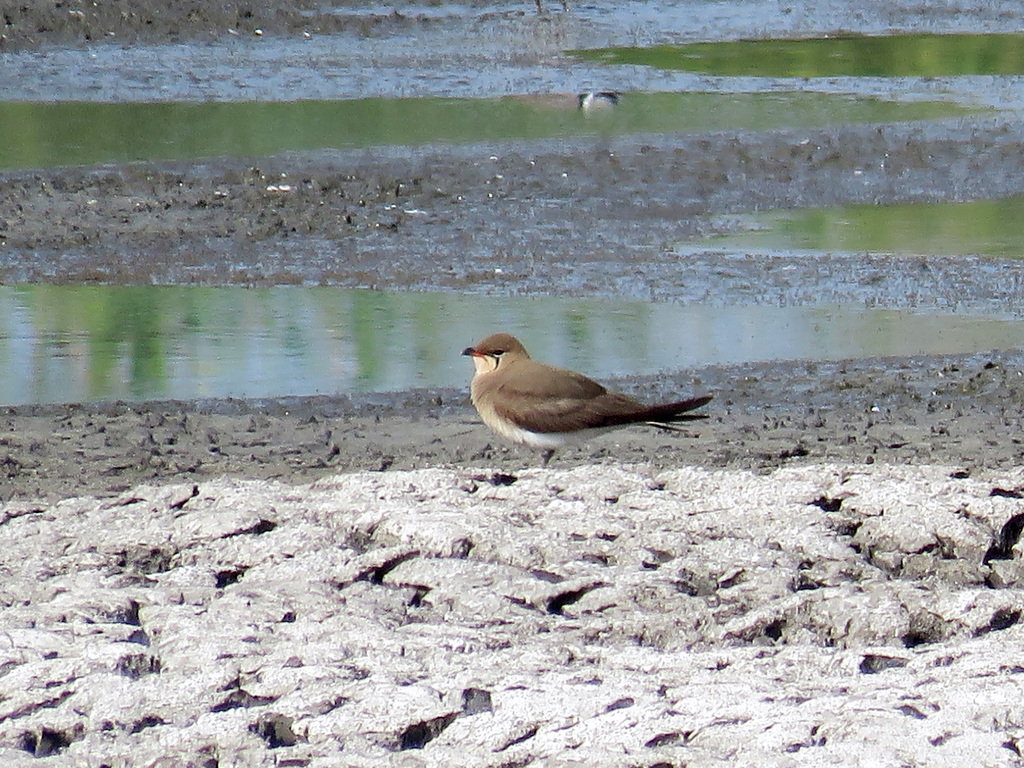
[575, 33, 1024, 78]
[700, 197, 1024, 259]
[0, 92, 972, 170]
[2, 285, 1022, 406]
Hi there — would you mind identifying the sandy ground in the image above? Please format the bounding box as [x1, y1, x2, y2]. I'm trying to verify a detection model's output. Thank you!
[3, 1, 1024, 765]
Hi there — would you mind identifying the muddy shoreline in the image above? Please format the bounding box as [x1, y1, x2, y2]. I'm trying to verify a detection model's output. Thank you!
[5, 348, 1024, 504]
[0, 2, 1022, 504]
[6, 119, 1024, 308]
[0, 0, 434, 51]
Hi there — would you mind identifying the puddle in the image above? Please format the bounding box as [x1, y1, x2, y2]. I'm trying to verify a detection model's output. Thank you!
[573, 32, 1024, 78]
[702, 197, 1024, 260]
[0, 92, 973, 170]
[2, 285, 1022, 406]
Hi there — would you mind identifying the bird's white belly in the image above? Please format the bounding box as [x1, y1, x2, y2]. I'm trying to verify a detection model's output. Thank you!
[482, 413, 611, 449]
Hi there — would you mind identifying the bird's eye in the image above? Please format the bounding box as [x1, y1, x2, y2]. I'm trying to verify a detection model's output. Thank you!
[492, 350, 505, 357]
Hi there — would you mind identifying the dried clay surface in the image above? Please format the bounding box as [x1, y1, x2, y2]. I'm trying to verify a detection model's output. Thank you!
[3, 463, 1024, 767]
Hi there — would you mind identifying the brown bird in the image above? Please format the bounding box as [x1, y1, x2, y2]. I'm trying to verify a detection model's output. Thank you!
[462, 332, 712, 466]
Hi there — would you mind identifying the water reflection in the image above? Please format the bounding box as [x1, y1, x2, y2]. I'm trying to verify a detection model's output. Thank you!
[575, 32, 1024, 78]
[2, 285, 1023, 406]
[702, 197, 1024, 259]
[0, 92, 973, 170]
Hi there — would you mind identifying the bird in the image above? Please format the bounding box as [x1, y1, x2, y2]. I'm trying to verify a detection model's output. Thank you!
[578, 91, 621, 112]
[462, 332, 712, 466]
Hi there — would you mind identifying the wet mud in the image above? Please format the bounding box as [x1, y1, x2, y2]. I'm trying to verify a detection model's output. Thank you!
[0, 0, 435, 51]
[4, 349, 1024, 504]
[1, 1, 1023, 497]
[5, 119, 1024, 306]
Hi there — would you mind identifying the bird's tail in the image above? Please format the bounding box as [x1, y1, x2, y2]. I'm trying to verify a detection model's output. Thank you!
[640, 394, 713, 423]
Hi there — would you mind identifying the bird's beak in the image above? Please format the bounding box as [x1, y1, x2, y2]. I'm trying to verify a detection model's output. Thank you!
[462, 346, 479, 357]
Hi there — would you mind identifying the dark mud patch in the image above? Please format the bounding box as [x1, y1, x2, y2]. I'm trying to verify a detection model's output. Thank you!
[2, 349, 1023, 503]
[5, 118, 1024, 312]
[0, 0, 467, 51]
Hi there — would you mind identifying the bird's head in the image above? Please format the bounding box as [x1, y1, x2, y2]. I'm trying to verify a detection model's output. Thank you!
[462, 333, 530, 374]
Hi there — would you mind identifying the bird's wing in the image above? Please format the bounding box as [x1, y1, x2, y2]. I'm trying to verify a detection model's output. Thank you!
[500, 361, 609, 400]
[495, 389, 711, 435]
[490, 360, 712, 434]
[492, 383, 645, 434]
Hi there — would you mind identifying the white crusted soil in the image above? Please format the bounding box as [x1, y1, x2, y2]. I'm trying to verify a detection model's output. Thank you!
[2, 463, 1024, 766]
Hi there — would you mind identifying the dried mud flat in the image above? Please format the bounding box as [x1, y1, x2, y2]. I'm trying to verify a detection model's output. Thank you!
[5, 1, 1024, 766]
[4, 463, 1024, 767]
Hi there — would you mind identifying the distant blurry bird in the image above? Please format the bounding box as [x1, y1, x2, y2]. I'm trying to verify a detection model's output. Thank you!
[578, 91, 621, 112]
[536, 0, 569, 12]
[504, 92, 622, 112]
